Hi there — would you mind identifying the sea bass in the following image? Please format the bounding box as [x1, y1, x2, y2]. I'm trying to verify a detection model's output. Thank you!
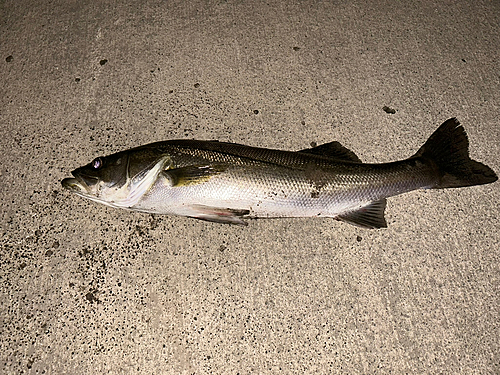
[61, 118, 497, 228]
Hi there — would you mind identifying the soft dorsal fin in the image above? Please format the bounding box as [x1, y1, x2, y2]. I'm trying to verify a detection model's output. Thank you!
[337, 199, 387, 229]
[299, 141, 361, 162]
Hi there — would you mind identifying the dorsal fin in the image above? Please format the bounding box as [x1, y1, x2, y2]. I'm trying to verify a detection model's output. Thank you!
[299, 141, 361, 162]
[337, 199, 387, 229]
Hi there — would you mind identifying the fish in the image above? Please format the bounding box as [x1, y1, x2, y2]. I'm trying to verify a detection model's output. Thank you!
[61, 118, 497, 229]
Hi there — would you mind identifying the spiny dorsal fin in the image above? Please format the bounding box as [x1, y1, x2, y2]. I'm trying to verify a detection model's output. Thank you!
[299, 141, 361, 162]
[337, 199, 387, 229]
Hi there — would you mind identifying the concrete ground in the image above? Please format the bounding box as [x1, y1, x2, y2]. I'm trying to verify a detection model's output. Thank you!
[1, 0, 499, 373]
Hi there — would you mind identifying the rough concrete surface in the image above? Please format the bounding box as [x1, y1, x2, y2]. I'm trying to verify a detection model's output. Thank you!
[1, 0, 499, 374]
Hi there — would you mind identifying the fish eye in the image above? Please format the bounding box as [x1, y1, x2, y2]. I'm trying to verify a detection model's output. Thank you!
[91, 157, 104, 169]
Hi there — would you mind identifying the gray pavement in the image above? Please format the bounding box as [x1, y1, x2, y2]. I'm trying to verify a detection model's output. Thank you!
[1, 0, 499, 373]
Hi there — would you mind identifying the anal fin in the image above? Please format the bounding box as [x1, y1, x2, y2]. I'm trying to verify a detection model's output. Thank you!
[189, 205, 250, 226]
[337, 199, 387, 229]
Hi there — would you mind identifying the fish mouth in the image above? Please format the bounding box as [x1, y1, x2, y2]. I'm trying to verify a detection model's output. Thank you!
[61, 176, 89, 194]
[61, 170, 99, 195]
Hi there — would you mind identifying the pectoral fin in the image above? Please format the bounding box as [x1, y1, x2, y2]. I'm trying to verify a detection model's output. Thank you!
[337, 199, 387, 229]
[163, 165, 227, 187]
[189, 205, 250, 225]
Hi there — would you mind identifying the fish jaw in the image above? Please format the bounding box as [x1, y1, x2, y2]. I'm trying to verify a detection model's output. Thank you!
[60, 173, 121, 208]
[61, 177, 89, 194]
[61, 175, 120, 209]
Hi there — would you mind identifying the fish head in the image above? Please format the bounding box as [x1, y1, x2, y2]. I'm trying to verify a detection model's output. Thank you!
[61, 147, 171, 209]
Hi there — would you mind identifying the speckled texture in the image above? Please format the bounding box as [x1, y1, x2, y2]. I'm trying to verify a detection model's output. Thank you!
[1, 0, 499, 374]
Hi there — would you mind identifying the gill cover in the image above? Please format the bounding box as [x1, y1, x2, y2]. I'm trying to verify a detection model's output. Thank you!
[66, 148, 171, 209]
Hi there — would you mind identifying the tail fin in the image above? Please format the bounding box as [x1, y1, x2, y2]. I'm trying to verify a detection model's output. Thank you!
[413, 118, 497, 189]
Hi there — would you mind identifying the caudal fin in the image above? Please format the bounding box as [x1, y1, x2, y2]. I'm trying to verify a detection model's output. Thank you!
[413, 118, 497, 189]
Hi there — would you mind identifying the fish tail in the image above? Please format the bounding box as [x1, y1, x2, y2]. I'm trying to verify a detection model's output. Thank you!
[414, 118, 497, 189]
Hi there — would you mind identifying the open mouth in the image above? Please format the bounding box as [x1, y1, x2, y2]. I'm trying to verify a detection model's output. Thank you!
[61, 176, 88, 193]
[61, 169, 100, 195]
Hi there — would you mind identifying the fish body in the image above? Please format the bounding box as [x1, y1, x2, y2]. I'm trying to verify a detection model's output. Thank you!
[62, 118, 497, 228]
